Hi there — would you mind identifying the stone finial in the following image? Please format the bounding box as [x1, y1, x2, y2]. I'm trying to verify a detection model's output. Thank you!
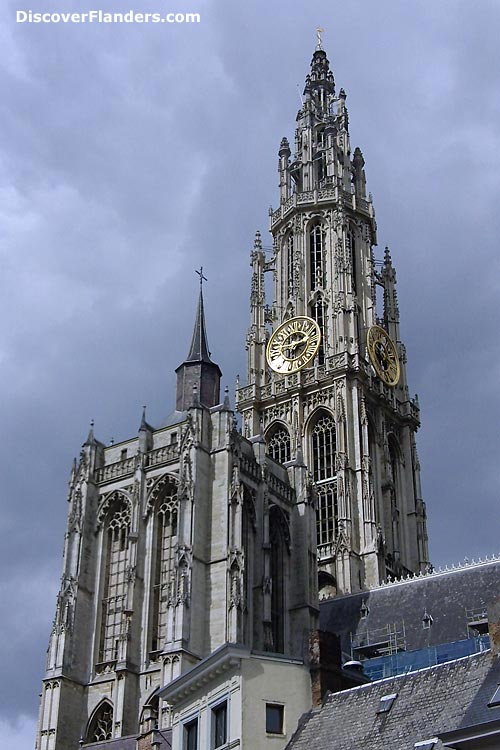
[254, 230, 262, 250]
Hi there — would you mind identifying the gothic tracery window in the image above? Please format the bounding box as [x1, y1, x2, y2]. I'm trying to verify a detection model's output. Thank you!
[283, 233, 294, 300]
[347, 229, 357, 294]
[309, 222, 326, 365]
[311, 293, 326, 365]
[311, 412, 338, 547]
[388, 437, 401, 562]
[309, 223, 324, 291]
[99, 496, 131, 664]
[267, 425, 291, 465]
[151, 481, 178, 653]
[87, 701, 113, 743]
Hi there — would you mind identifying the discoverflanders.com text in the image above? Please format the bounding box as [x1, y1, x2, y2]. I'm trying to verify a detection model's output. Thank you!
[16, 10, 201, 24]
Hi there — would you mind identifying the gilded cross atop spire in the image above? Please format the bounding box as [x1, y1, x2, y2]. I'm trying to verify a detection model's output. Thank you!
[316, 26, 324, 50]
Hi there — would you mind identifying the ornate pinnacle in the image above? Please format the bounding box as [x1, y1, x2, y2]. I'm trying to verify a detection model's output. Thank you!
[254, 230, 262, 250]
[279, 136, 291, 157]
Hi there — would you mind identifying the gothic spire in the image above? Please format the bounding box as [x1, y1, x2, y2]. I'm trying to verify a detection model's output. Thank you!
[175, 274, 222, 411]
[185, 284, 212, 363]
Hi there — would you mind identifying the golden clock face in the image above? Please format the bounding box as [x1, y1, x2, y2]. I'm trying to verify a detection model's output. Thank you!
[367, 325, 400, 386]
[266, 316, 321, 374]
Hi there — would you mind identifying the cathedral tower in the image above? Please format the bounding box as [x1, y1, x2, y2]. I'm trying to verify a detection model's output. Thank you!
[37, 285, 318, 749]
[236, 44, 430, 593]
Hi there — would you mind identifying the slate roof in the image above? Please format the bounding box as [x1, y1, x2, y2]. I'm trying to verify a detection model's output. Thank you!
[83, 729, 172, 749]
[286, 651, 500, 750]
[185, 287, 213, 363]
[320, 559, 500, 656]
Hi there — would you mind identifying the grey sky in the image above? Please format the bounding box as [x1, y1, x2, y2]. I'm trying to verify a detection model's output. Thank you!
[1, 0, 499, 746]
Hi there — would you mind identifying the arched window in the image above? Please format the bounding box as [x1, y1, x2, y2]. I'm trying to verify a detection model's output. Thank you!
[311, 412, 337, 547]
[317, 485, 337, 546]
[311, 413, 336, 482]
[283, 232, 294, 298]
[242, 487, 256, 644]
[269, 506, 288, 654]
[388, 437, 401, 560]
[267, 425, 291, 465]
[151, 481, 178, 653]
[347, 229, 357, 294]
[87, 701, 113, 743]
[315, 127, 327, 184]
[309, 223, 324, 291]
[311, 293, 326, 365]
[99, 496, 131, 664]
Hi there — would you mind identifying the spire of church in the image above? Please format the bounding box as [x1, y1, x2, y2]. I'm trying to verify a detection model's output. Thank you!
[175, 270, 222, 410]
[185, 282, 212, 363]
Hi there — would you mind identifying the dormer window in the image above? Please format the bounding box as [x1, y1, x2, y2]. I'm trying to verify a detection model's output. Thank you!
[422, 610, 433, 629]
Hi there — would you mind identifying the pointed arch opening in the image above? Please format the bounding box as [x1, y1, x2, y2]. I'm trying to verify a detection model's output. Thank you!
[86, 700, 114, 743]
[98, 493, 131, 665]
[309, 410, 338, 551]
[282, 232, 295, 301]
[150, 478, 179, 655]
[309, 221, 325, 292]
[318, 570, 337, 599]
[242, 486, 256, 644]
[347, 225, 357, 295]
[269, 505, 290, 654]
[266, 423, 291, 465]
[387, 435, 402, 570]
[139, 690, 160, 734]
[310, 292, 326, 365]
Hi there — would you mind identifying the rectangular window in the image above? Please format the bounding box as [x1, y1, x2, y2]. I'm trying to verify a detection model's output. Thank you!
[266, 703, 284, 735]
[211, 701, 227, 748]
[184, 719, 198, 750]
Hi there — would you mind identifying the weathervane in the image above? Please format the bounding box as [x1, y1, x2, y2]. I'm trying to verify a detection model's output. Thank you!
[316, 26, 324, 50]
[195, 266, 207, 288]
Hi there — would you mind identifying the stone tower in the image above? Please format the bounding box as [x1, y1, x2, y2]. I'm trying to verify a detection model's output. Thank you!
[36, 282, 318, 749]
[236, 44, 430, 594]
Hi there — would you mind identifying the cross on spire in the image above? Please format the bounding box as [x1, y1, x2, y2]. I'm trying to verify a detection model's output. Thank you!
[195, 266, 207, 288]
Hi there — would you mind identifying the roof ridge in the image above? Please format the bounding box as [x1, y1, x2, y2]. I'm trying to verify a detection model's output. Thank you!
[319, 555, 500, 602]
[324, 649, 493, 703]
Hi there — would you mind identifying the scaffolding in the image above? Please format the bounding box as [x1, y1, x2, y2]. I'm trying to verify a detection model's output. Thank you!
[351, 622, 406, 659]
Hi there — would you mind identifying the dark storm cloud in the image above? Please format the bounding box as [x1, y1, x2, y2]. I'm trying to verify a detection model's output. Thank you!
[1, 0, 499, 746]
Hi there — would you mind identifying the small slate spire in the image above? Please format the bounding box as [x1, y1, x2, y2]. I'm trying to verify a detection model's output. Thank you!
[139, 405, 150, 431]
[83, 419, 97, 446]
[186, 284, 212, 363]
[175, 275, 222, 411]
[138, 405, 153, 452]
